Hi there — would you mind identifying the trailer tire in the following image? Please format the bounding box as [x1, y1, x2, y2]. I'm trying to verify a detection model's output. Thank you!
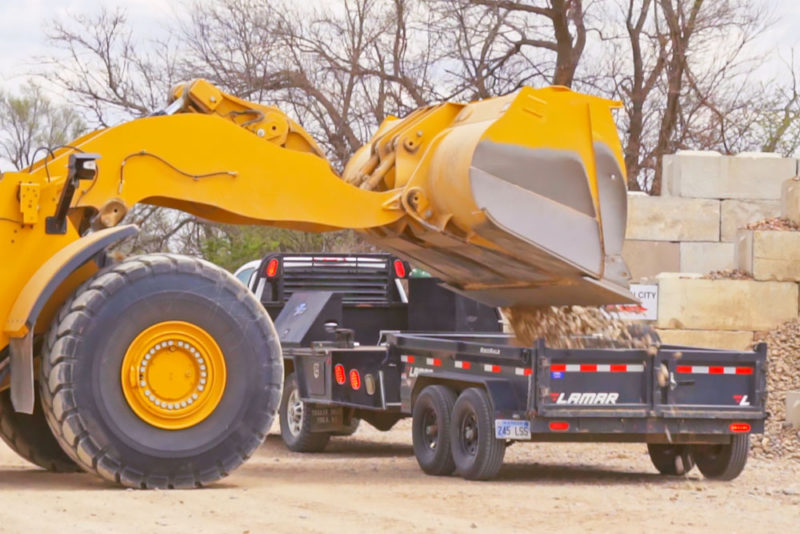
[39, 253, 282, 489]
[279, 373, 330, 452]
[647, 444, 695, 476]
[412, 385, 457, 476]
[450, 387, 505, 480]
[693, 434, 749, 481]
[0, 388, 80, 472]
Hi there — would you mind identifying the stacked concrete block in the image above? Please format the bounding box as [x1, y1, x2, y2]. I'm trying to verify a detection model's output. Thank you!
[720, 199, 780, 242]
[625, 155, 800, 350]
[626, 193, 720, 241]
[621, 240, 679, 280]
[625, 151, 798, 281]
[737, 229, 800, 282]
[679, 242, 735, 273]
[665, 151, 797, 200]
[783, 178, 800, 225]
[656, 274, 798, 332]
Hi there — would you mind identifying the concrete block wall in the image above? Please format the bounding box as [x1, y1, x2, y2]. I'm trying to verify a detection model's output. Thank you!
[624, 151, 799, 280]
[623, 151, 800, 351]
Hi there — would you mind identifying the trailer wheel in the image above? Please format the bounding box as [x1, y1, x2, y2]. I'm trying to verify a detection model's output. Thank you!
[39, 254, 282, 489]
[450, 388, 505, 480]
[279, 373, 330, 452]
[693, 434, 749, 481]
[647, 444, 695, 476]
[412, 385, 457, 476]
[0, 387, 80, 472]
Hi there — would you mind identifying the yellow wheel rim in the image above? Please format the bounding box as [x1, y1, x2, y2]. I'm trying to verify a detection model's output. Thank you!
[120, 321, 227, 430]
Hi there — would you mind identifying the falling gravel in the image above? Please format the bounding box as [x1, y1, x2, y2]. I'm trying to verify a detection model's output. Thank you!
[504, 306, 656, 349]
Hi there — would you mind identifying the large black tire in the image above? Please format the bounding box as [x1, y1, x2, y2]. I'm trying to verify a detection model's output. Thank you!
[647, 444, 695, 476]
[279, 373, 330, 452]
[693, 434, 749, 481]
[412, 385, 457, 476]
[0, 388, 79, 472]
[450, 388, 505, 481]
[39, 254, 282, 489]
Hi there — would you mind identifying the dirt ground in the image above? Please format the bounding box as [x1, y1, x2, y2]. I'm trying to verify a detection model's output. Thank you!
[0, 420, 797, 533]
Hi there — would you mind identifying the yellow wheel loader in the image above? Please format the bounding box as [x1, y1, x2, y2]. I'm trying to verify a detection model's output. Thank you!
[0, 79, 633, 488]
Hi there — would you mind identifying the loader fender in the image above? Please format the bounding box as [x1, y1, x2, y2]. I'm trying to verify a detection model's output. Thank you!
[4, 225, 138, 414]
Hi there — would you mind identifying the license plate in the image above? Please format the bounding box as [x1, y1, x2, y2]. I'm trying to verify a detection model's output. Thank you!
[494, 419, 531, 440]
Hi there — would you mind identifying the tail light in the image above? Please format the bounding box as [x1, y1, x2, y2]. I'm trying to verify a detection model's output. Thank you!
[349, 369, 361, 390]
[393, 259, 407, 278]
[729, 422, 751, 433]
[334, 364, 346, 385]
[265, 258, 279, 278]
[549, 421, 569, 432]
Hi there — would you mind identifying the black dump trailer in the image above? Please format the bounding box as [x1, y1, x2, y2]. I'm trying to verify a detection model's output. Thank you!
[274, 290, 766, 482]
[243, 252, 766, 481]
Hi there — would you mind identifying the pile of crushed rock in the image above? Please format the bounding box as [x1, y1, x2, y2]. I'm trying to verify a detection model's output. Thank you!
[751, 319, 800, 459]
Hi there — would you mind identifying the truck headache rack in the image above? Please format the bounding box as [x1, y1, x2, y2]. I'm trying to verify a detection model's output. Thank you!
[278, 254, 398, 304]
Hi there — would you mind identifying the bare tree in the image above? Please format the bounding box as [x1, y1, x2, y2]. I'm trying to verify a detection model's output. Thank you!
[461, 0, 587, 89]
[46, 8, 179, 125]
[0, 81, 85, 170]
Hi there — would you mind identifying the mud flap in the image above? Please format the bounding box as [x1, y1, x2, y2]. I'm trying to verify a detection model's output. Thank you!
[307, 405, 345, 432]
[8, 332, 34, 413]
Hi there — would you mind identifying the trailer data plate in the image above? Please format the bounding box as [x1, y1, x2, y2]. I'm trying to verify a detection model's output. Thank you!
[495, 419, 531, 440]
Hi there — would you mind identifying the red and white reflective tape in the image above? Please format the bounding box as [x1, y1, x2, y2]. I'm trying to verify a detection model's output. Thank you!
[550, 363, 644, 373]
[676, 365, 753, 375]
[400, 356, 531, 376]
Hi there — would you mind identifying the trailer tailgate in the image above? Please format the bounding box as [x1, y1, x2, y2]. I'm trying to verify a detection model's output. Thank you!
[654, 343, 767, 419]
[535, 342, 767, 422]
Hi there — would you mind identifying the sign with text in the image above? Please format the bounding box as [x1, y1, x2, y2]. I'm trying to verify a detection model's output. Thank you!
[606, 284, 658, 321]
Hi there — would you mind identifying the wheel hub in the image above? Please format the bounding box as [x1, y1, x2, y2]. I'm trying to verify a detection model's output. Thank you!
[121, 321, 227, 430]
[287, 388, 304, 436]
[461, 414, 478, 455]
[422, 409, 439, 450]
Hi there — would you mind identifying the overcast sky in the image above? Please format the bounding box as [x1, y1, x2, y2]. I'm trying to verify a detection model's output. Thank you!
[0, 0, 798, 96]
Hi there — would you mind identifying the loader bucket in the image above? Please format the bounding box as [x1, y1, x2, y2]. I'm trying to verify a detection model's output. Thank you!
[350, 86, 635, 307]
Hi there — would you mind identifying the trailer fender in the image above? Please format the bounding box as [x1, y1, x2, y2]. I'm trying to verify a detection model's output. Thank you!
[4, 225, 138, 413]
